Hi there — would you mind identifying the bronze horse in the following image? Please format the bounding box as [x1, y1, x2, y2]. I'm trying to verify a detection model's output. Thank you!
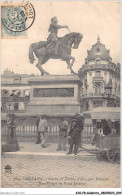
[29, 32, 83, 75]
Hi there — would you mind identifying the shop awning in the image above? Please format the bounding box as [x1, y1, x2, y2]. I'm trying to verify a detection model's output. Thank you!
[83, 107, 120, 120]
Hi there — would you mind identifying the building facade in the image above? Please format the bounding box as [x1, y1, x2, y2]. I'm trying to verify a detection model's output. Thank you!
[78, 36, 120, 111]
[1, 69, 32, 112]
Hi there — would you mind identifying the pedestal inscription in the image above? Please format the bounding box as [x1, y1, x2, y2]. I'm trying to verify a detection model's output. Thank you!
[33, 88, 74, 97]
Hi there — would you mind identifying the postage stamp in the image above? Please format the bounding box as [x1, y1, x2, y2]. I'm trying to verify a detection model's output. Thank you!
[1, 1, 35, 38]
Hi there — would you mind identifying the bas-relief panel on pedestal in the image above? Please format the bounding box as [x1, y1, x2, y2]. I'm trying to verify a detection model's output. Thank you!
[33, 88, 74, 97]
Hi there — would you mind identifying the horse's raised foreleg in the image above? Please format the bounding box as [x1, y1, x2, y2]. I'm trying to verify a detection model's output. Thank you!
[66, 59, 77, 75]
[65, 56, 75, 68]
[70, 56, 75, 67]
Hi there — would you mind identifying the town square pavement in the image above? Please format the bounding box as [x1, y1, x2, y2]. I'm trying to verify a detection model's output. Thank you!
[1, 142, 120, 188]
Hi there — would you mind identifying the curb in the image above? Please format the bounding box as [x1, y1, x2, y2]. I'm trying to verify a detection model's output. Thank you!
[2, 151, 95, 159]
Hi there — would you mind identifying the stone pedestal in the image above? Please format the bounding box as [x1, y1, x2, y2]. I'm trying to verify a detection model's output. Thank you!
[26, 75, 82, 116]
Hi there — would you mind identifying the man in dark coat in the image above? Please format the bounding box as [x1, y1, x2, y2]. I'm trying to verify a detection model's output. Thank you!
[67, 114, 84, 155]
[35, 116, 41, 144]
[114, 120, 120, 135]
[102, 120, 111, 136]
[6, 113, 20, 151]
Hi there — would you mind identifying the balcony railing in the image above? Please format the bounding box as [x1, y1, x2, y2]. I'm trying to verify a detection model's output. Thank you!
[1, 96, 30, 102]
[2, 110, 26, 113]
[103, 94, 119, 100]
[80, 64, 117, 72]
[78, 63, 120, 78]
[93, 77, 103, 82]
[81, 93, 120, 100]
[81, 93, 103, 98]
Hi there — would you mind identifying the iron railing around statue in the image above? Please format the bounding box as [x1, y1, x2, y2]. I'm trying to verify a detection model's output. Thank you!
[1, 118, 93, 144]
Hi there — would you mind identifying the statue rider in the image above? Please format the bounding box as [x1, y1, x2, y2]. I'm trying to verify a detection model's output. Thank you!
[47, 16, 69, 55]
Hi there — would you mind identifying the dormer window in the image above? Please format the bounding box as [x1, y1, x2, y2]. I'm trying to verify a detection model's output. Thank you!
[96, 47, 100, 53]
[14, 76, 21, 84]
[95, 71, 101, 77]
[96, 60, 100, 64]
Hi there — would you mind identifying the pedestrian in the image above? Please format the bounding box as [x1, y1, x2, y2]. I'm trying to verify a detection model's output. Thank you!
[92, 121, 104, 146]
[57, 118, 69, 151]
[35, 116, 41, 144]
[102, 120, 111, 136]
[114, 120, 120, 135]
[39, 115, 48, 148]
[67, 113, 84, 155]
[6, 113, 20, 151]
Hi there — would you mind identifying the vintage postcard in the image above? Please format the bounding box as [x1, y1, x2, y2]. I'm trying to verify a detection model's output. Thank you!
[1, 0, 121, 194]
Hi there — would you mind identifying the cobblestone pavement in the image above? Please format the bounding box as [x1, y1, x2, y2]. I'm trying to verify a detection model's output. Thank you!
[1, 155, 120, 188]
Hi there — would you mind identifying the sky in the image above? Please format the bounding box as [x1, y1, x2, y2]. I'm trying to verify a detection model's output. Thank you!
[1, 1, 120, 75]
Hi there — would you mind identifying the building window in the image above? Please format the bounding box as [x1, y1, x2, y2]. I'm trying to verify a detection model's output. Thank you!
[89, 71, 92, 76]
[14, 103, 19, 111]
[118, 84, 120, 94]
[95, 86, 101, 94]
[114, 102, 117, 107]
[115, 87, 116, 94]
[109, 72, 112, 79]
[19, 102, 25, 110]
[84, 79, 87, 87]
[95, 71, 101, 77]
[93, 101, 103, 108]
[86, 102, 89, 110]
[105, 88, 112, 95]
[96, 60, 100, 64]
[14, 77, 21, 84]
[104, 71, 107, 76]
[94, 83, 101, 94]
[2, 89, 9, 97]
[82, 87, 83, 94]
[2, 102, 7, 111]
[24, 89, 30, 96]
[108, 101, 113, 107]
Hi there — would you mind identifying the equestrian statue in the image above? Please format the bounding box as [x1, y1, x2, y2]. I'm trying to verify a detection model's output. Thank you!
[29, 16, 83, 75]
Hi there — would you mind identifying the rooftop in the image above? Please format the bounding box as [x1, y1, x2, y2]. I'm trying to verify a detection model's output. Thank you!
[86, 36, 112, 62]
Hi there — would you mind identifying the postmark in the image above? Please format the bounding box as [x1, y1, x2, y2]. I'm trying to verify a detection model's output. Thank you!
[1, 1, 35, 38]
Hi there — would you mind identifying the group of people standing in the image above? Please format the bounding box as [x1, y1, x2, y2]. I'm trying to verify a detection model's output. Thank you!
[35, 113, 84, 155]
